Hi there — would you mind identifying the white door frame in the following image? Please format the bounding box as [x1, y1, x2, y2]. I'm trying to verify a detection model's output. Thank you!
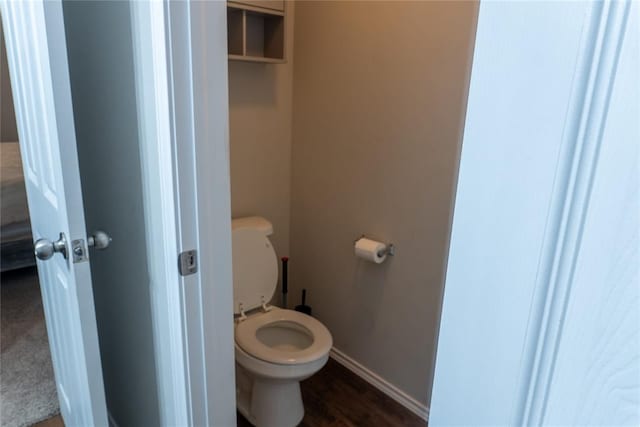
[130, 2, 236, 426]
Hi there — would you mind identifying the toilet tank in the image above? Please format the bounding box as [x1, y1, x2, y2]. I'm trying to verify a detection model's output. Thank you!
[232, 216, 273, 236]
[231, 217, 278, 314]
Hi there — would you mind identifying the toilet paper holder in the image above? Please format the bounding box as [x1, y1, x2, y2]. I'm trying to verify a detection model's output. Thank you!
[354, 235, 395, 257]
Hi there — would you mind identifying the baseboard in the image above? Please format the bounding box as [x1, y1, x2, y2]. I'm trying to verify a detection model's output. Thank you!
[329, 347, 429, 421]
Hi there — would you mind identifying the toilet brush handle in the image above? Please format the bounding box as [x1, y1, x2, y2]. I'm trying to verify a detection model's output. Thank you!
[281, 257, 289, 308]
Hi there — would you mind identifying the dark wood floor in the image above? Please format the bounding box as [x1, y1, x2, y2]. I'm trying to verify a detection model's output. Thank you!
[238, 358, 426, 427]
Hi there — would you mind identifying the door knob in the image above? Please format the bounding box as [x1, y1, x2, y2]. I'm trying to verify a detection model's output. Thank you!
[34, 233, 67, 260]
[88, 230, 111, 250]
[35, 231, 111, 262]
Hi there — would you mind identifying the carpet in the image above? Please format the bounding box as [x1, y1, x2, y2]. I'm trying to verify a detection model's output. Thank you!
[1, 267, 60, 427]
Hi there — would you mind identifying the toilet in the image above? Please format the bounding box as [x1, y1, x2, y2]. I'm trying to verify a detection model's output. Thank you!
[232, 217, 333, 427]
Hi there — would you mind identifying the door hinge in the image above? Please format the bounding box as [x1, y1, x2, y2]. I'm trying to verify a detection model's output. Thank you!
[178, 250, 198, 276]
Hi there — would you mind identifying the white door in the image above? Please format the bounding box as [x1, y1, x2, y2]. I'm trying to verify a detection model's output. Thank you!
[430, 1, 638, 425]
[1, 2, 108, 426]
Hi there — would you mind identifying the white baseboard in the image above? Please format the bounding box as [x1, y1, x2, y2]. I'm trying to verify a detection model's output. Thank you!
[329, 347, 429, 421]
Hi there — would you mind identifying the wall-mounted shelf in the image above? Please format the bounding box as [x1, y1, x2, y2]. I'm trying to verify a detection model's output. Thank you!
[227, 1, 286, 64]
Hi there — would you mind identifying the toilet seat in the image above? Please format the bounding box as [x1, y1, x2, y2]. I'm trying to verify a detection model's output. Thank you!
[236, 308, 332, 365]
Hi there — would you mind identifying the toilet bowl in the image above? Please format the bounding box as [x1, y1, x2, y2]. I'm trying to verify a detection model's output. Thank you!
[232, 217, 332, 427]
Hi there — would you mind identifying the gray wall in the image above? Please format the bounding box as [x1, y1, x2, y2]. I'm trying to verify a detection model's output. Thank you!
[228, 2, 295, 274]
[0, 17, 18, 142]
[289, 1, 478, 406]
[62, 2, 160, 425]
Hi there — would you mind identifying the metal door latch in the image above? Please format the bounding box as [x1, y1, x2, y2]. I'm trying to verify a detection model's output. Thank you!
[71, 239, 88, 263]
[178, 250, 198, 276]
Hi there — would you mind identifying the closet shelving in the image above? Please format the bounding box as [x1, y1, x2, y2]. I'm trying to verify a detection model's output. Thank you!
[227, 1, 286, 63]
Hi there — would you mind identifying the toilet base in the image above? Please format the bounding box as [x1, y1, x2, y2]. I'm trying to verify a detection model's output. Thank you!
[236, 364, 305, 427]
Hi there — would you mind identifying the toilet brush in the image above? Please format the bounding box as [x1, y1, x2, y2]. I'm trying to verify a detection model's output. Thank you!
[295, 289, 312, 316]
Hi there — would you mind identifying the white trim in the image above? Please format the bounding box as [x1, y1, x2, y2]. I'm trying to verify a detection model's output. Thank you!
[129, 2, 189, 426]
[164, 2, 237, 426]
[131, 3, 236, 424]
[329, 347, 429, 422]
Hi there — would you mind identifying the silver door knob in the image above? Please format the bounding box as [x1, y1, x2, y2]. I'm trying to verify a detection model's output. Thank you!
[88, 231, 111, 250]
[34, 233, 67, 260]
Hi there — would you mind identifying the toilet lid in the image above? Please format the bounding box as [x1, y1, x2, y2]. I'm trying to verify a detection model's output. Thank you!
[235, 309, 333, 365]
[232, 227, 278, 314]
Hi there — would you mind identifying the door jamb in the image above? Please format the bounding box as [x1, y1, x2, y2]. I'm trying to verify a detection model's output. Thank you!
[130, 1, 188, 425]
[130, 2, 236, 425]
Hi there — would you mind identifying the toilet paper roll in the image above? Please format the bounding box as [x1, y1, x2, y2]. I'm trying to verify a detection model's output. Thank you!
[354, 237, 387, 264]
